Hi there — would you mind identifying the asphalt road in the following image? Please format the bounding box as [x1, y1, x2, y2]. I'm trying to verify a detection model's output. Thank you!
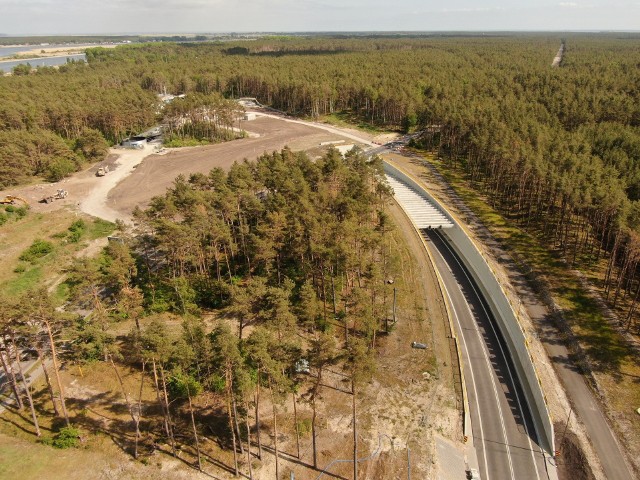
[426, 229, 552, 480]
[525, 287, 636, 480]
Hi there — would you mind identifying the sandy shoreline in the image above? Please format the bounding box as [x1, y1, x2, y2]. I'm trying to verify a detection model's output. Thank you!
[0, 43, 118, 61]
[0, 53, 86, 64]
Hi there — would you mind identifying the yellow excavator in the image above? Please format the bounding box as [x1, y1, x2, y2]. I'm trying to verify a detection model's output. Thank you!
[0, 195, 29, 207]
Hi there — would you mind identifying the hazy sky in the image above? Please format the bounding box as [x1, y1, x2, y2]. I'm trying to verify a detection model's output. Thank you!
[1, 0, 639, 35]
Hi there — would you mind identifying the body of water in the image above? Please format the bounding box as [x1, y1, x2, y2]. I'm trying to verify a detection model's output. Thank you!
[0, 54, 87, 73]
[0, 46, 37, 58]
[0, 43, 96, 59]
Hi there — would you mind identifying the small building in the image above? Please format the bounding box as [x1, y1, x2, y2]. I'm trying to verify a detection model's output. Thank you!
[121, 136, 147, 148]
[243, 112, 257, 121]
[336, 144, 356, 156]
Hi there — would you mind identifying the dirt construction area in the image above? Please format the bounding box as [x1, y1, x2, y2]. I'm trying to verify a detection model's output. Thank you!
[0, 113, 375, 223]
[108, 115, 370, 218]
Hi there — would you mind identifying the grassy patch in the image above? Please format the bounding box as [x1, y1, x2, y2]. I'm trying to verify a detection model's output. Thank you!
[163, 137, 211, 147]
[0, 210, 115, 297]
[317, 111, 393, 134]
[86, 218, 116, 240]
[52, 280, 71, 305]
[4, 266, 43, 296]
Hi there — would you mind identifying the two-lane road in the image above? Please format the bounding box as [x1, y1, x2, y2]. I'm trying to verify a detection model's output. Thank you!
[426, 229, 552, 480]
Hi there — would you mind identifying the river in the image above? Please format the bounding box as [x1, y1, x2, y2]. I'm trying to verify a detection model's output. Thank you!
[0, 54, 86, 73]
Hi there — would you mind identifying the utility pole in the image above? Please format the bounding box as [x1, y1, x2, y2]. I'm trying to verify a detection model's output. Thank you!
[393, 287, 397, 324]
[558, 408, 573, 455]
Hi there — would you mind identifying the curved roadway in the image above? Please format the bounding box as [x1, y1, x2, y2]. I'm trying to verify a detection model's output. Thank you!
[426, 229, 552, 480]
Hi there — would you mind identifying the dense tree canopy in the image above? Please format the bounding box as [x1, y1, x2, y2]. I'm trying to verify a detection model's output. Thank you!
[2, 34, 640, 321]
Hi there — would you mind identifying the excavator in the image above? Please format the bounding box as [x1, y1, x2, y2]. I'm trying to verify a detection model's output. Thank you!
[0, 195, 29, 207]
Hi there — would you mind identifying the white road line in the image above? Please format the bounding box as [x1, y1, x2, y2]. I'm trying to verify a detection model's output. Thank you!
[436, 257, 491, 480]
[435, 230, 545, 480]
[430, 234, 514, 480]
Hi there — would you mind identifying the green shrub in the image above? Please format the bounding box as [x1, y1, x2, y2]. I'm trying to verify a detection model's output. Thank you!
[206, 374, 226, 394]
[69, 219, 86, 231]
[1, 206, 28, 223]
[45, 157, 77, 182]
[67, 219, 86, 243]
[19, 239, 54, 263]
[41, 426, 81, 449]
[13, 264, 26, 273]
[167, 371, 203, 400]
[296, 418, 312, 436]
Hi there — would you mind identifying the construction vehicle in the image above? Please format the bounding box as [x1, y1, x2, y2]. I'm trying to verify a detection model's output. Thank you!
[42, 189, 68, 204]
[1, 195, 29, 207]
[96, 166, 109, 177]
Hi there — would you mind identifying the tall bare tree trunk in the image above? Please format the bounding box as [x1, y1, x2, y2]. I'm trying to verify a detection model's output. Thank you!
[352, 380, 357, 480]
[11, 335, 40, 436]
[226, 366, 239, 476]
[331, 273, 338, 317]
[312, 395, 318, 469]
[134, 361, 145, 460]
[35, 346, 59, 416]
[152, 359, 171, 445]
[43, 319, 70, 426]
[0, 341, 23, 410]
[255, 371, 263, 460]
[109, 354, 140, 458]
[187, 386, 202, 471]
[233, 397, 244, 455]
[269, 379, 280, 480]
[159, 364, 176, 456]
[245, 403, 254, 480]
[293, 392, 300, 459]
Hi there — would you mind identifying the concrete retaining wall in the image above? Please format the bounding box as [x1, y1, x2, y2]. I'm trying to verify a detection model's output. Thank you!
[384, 161, 555, 454]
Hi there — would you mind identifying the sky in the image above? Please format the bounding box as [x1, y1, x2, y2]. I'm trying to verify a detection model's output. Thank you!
[0, 0, 639, 35]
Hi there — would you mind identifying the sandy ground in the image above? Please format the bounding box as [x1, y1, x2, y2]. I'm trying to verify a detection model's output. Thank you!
[81, 144, 156, 223]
